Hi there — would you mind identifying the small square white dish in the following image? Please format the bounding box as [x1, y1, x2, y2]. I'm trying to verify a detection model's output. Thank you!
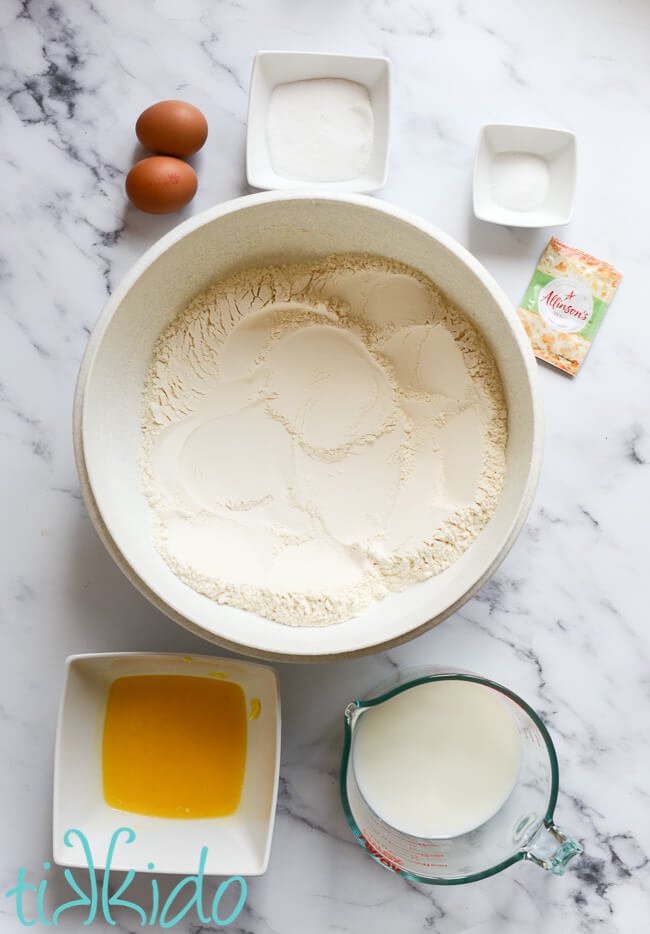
[246, 50, 391, 192]
[473, 124, 577, 227]
[53, 653, 281, 876]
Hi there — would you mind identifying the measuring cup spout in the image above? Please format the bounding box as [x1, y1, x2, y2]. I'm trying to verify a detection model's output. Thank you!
[524, 821, 583, 875]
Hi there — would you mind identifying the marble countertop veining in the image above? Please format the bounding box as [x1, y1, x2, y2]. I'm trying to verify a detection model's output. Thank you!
[1, 0, 649, 931]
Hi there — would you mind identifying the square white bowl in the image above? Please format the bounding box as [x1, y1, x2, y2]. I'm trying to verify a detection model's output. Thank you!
[246, 50, 391, 192]
[53, 653, 281, 876]
[473, 124, 577, 227]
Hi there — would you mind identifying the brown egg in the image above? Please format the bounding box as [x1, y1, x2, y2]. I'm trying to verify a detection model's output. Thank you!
[136, 100, 208, 157]
[125, 156, 198, 214]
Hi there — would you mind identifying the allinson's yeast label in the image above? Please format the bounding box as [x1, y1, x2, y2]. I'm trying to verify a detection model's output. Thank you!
[518, 238, 621, 376]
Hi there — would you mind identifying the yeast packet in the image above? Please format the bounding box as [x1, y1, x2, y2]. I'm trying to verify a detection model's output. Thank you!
[518, 238, 621, 376]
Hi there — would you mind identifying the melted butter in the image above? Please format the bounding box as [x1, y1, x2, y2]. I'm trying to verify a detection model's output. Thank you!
[102, 675, 247, 819]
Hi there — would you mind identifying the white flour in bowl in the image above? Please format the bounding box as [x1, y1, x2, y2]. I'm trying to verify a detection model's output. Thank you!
[140, 255, 507, 627]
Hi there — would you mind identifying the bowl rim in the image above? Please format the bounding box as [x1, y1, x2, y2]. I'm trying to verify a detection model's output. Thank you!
[73, 190, 543, 662]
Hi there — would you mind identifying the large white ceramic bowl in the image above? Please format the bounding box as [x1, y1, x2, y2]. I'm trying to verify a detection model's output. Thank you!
[74, 192, 542, 661]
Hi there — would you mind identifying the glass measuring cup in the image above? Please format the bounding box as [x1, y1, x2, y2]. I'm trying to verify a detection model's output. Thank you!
[340, 667, 582, 884]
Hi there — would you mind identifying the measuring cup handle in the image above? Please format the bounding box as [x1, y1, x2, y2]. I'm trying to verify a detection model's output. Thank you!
[524, 821, 583, 875]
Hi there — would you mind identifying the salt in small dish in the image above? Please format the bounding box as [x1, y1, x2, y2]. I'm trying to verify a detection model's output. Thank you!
[473, 124, 577, 228]
[246, 50, 391, 193]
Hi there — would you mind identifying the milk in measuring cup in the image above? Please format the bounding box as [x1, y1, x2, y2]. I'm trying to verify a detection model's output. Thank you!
[352, 680, 521, 838]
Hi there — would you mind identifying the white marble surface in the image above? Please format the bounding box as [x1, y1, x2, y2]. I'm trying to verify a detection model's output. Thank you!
[1, 0, 649, 930]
